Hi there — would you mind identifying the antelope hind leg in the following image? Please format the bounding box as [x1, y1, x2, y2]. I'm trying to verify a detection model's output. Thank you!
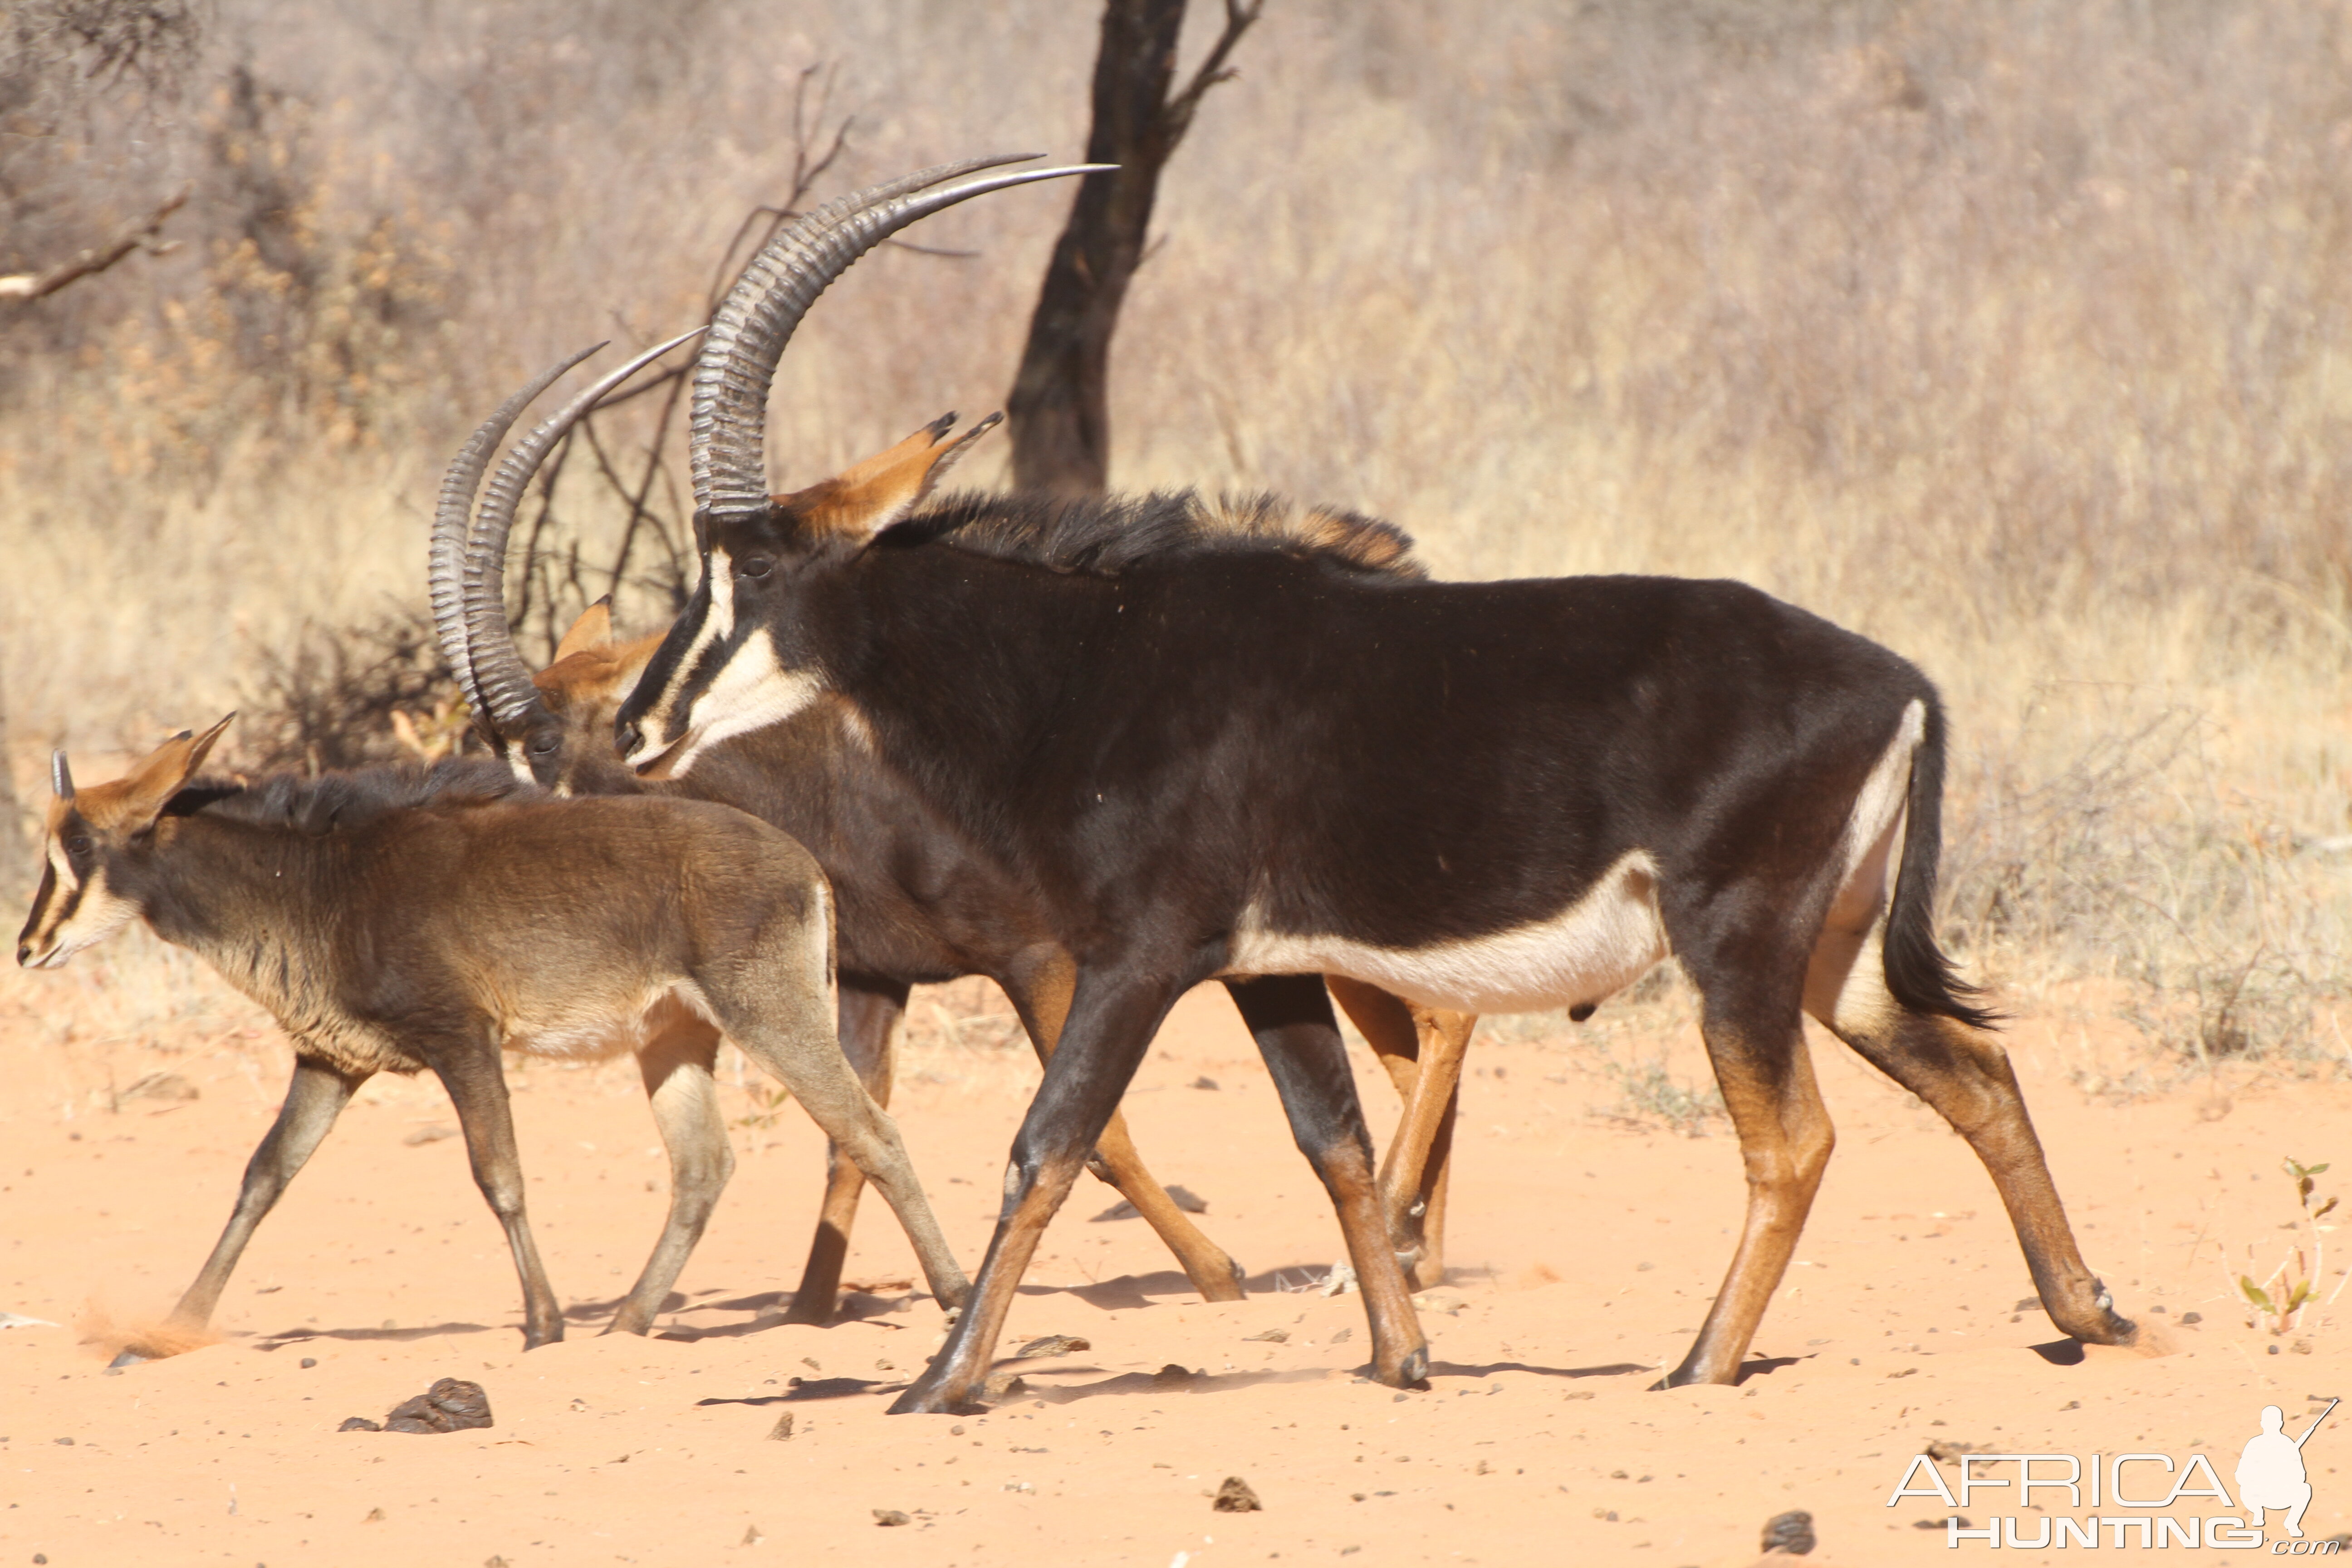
[1396, 1004, 1471, 1290]
[164, 1055, 370, 1343]
[1232, 975, 1429, 1390]
[1326, 977, 1470, 1289]
[785, 976, 906, 1325]
[607, 1018, 732, 1337]
[720, 980, 969, 1315]
[434, 1047, 566, 1350]
[1664, 1004, 1833, 1387]
[1817, 982, 2136, 1346]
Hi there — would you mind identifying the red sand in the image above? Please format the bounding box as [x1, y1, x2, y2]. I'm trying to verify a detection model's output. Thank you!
[3, 968, 2347, 1565]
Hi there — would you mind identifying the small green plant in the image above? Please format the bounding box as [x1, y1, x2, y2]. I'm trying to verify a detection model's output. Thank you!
[732, 1083, 794, 1133]
[2239, 1157, 2337, 1334]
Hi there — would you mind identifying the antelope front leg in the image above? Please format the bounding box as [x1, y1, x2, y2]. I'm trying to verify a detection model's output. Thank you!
[891, 971, 1177, 1415]
[433, 1049, 565, 1350]
[167, 1055, 371, 1337]
[785, 976, 906, 1325]
[1230, 976, 1428, 1390]
[607, 1020, 731, 1337]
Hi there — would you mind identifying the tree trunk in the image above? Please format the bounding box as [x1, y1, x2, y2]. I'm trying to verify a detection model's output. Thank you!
[1006, 0, 1258, 497]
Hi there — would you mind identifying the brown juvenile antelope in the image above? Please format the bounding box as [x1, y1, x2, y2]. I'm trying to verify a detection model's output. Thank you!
[15, 719, 967, 1351]
[605, 160, 2144, 1412]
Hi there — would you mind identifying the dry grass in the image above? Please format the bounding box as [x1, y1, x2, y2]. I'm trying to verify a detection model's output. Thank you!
[1, 0, 2346, 1064]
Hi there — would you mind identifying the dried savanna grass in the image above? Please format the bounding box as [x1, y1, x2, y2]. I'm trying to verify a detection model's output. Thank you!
[0, 0, 2345, 1066]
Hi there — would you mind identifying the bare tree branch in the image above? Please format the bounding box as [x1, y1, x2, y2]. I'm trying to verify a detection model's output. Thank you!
[0, 185, 188, 302]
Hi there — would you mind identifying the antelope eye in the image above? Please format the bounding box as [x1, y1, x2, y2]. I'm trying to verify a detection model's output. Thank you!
[64, 835, 91, 857]
[529, 734, 559, 756]
[737, 555, 773, 580]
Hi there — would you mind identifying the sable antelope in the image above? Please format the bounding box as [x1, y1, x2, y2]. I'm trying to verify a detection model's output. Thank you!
[15, 719, 967, 1351]
[608, 159, 2144, 1412]
[440, 316, 1476, 1316]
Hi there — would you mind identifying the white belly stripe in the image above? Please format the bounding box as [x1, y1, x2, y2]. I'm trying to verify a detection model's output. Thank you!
[1224, 849, 1668, 1015]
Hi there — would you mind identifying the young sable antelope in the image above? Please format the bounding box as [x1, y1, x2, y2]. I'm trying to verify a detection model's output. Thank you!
[15, 718, 967, 1351]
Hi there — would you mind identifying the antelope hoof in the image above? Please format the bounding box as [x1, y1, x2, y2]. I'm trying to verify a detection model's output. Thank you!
[1651, 1358, 1729, 1391]
[886, 1372, 976, 1416]
[521, 1323, 566, 1352]
[2048, 1280, 2138, 1348]
[779, 1301, 834, 1328]
[1379, 1346, 1431, 1390]
[107, 1349, 150, 1370]
[1200, 1259, 1247, 1304]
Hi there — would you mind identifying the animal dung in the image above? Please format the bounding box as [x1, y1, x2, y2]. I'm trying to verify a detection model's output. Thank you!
[766, 1412, 794, 1441]
[1090, 1185, 1209, 1222]
[340, 1377, 493, 1434]
[1212, 1476, 1263, 1513]
[872, 1509, 911, 1527]
[1759, 1508, 1816, 1554]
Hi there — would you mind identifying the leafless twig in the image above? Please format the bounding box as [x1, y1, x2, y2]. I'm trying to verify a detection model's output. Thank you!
[0, 186, 189, 303]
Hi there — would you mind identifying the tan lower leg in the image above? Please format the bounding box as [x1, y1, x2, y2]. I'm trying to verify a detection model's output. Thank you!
[1091, 1112, 1245, 1299]
[1671, 1037, 1833, 1386]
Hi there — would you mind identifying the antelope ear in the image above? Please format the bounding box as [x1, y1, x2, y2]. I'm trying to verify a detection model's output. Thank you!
[118, 713, 235, 823]
[782, 411, 1003, 545]
[552, 597, 614, 665]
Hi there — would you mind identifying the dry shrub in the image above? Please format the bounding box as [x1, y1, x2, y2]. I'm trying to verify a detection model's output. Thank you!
[236, 612, 461, 774]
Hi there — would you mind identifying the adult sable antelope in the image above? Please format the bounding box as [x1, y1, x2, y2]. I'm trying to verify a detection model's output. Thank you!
[15, 717, 967, 1351]
[438, 296, 1475, 1318]
[610, 157, 2144, 1412]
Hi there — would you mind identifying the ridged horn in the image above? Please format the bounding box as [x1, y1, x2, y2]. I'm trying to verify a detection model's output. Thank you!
[49, 751, 73, 801]
[430, 344, 604, 727]
[690, 155, 1110, 517]
[463, 328, 704, 739]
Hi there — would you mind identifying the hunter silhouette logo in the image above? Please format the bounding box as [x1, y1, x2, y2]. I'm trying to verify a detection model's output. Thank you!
[1886, 1398, 2341, 1550]
[2241, 1400, 2334, 1539]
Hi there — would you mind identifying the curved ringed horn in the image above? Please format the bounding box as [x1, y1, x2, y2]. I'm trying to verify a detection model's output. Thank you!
[463, 328, 705, 738]
[691, 155, 1112, 517]
[430, 343, 605, 725]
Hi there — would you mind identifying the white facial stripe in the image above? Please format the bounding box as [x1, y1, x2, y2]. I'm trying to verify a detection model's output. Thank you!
[1226, 849, 1668, 1015]
[658, 626, 825, 780]
[706, 547, 736, 640]
[622, 548, 738, 769]
[25, 862, 138, 968]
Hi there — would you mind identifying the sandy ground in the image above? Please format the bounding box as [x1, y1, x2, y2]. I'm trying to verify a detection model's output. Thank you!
[4, 951, 2350, 1568]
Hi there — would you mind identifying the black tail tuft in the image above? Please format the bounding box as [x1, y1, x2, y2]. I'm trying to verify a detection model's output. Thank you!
[1884, 699, 2003, 1030]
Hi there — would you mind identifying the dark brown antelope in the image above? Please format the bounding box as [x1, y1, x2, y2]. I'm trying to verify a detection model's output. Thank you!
[438, 333, 1476, 1315]
[15, 718, 967, 1352]
[603, 160, 2145, 1413]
